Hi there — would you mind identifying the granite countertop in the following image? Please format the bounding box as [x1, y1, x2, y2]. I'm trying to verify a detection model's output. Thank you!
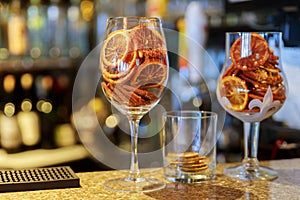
[0, 158, 299, 200]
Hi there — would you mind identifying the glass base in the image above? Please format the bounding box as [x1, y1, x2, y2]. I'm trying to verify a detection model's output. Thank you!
[165, 174, 215, 184]
[224, 165, 278, 181]
[104, 177, 166, 193]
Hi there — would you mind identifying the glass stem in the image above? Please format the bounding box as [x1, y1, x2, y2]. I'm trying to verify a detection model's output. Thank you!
[242, 122, 260, 172]
[127, 117, 141, 182]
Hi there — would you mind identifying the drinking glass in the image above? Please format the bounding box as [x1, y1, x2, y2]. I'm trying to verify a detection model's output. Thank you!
[216, 32, 287, 180]
[100, 17, 168, 192]
[162, 111, 217, 183]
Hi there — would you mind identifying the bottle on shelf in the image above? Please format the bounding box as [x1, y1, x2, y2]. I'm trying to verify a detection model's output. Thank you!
[67, 0, 89, 59]
[0, 74, 22, 153]
[93, 0, 108, 45]
[17, 73, 41, 150]
[27, 0, 48, 59]
[47, 0, 67, 58]
[0, 1, 9, 60]
[0, 103, 22, 153]
[7, 0, 28, 58]
[17, 99, 41, 150]
[35, 74, 57, 149]
[51, 72, 77, 147]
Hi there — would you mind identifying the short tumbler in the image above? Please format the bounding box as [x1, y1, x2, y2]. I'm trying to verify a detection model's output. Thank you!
[162, 111, 217, 183]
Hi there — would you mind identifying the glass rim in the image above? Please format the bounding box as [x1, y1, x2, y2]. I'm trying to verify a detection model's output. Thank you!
[163, 110, 217, 119]
[225, 31, 282, 35]
[107, 16, 162, 23]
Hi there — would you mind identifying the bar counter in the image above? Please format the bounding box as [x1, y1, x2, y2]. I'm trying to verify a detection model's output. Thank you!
[0, 158, 299, 199]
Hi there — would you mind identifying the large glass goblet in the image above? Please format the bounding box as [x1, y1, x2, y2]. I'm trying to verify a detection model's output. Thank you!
[100, 17, 168, 192]
[216, 32, 287, 180]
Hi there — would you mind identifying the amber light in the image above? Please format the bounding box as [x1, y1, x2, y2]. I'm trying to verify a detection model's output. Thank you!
[3, 74, 16, 93]
[20, 73, 34, 90]
[80, 0, 94, 22]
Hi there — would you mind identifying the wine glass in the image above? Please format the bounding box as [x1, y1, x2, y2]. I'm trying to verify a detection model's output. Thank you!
[216, 32, 287, 180]
[100, 17, 168, 192]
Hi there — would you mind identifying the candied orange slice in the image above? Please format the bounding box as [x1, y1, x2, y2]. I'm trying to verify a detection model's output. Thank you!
[230, 33, 269, 71]
[131, 61, 167, 88]
[219, 76, 248, 111]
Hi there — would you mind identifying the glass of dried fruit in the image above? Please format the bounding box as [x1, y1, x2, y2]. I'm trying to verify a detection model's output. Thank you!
[100, 17, 168, 192]
[216, 32, 287, 180]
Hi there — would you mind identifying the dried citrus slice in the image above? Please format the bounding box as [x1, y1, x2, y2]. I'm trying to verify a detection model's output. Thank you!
[131, 61, 167, 88]
[230, 33, 269, 71]
[100, 30, 137, 80]
[101, 30, 130, 67]
[101, 50, 137, 82]
[129, 26, 166, 50]
[219, 76, 248, 111]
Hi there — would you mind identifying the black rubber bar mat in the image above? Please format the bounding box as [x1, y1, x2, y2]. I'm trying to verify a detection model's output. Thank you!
[0, 166, 80, 193]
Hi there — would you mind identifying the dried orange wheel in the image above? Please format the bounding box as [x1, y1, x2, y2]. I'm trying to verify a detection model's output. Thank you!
[131, 61, 167, 88]
[100, 30, 137, 80]
[230, 33, 269, 71]
[101, 50, 137, 82]
[101, 30, 130, 67]
[219, 76, 248, 111]
[130, 26, 166, 50]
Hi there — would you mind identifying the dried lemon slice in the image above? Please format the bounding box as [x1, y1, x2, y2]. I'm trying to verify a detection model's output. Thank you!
[219, 76, 248, 111]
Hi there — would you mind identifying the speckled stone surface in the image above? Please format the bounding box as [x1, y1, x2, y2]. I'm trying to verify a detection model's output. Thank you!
[0, 159, 299, 200]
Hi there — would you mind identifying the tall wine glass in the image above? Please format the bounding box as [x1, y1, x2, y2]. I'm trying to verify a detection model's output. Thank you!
[216, 32, 287, 180]
[100, 17, 168, 192]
